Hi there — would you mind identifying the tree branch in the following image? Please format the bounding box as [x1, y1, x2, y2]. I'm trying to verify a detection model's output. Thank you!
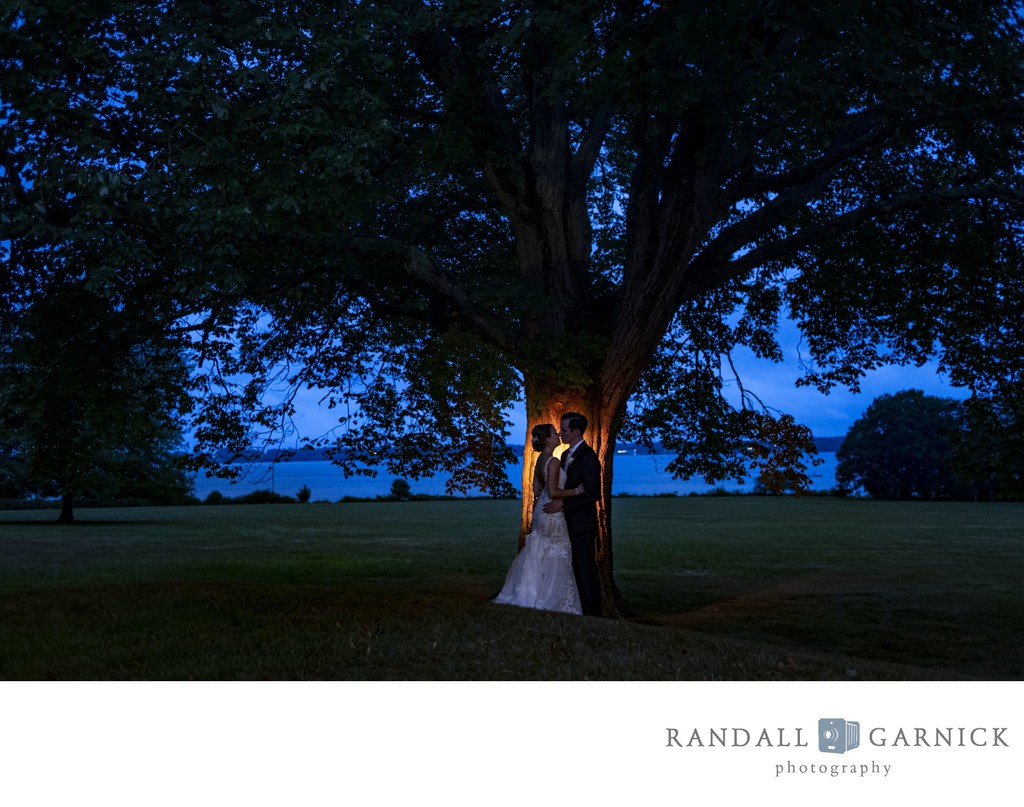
[726, 108, 894, 201]
[348, 237, 515, 353]
[687, 181, 1024, 297]
[409, 22, 528, 217]
[570, 101, 613, 194]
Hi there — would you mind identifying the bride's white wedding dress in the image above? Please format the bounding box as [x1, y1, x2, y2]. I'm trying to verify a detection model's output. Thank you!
[494, 459, 582, 615]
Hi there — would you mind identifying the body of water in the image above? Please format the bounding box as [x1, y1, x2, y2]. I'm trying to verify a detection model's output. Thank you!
[192, 452, 839, 501]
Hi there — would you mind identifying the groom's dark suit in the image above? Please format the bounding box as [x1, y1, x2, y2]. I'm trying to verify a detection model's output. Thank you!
[561, 441, 603, 616]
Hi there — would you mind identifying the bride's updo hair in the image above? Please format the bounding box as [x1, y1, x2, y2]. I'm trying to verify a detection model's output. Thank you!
[531, 423, 555, 452]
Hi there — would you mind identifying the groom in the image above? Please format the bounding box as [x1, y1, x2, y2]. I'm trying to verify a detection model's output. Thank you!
[544, 412, 603, 616]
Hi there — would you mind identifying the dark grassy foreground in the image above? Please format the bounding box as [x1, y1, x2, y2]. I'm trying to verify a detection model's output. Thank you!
[1, 497, 1021, 680]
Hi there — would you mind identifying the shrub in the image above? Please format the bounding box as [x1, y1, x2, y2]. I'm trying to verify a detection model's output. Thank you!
[235, 489, 295, 504]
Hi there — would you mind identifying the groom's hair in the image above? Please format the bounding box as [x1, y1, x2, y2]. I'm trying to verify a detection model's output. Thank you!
[562, 412, 588, 434]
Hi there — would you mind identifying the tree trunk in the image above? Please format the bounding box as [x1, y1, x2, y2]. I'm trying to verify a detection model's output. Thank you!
[58, 489, 75, 524]
[520, 382, 630, 617]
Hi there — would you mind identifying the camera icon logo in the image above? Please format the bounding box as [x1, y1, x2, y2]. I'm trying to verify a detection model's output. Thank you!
[819, 718, 860, 754]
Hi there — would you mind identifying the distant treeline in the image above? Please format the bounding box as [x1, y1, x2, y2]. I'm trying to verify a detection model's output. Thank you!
[812, 437, 844, 453]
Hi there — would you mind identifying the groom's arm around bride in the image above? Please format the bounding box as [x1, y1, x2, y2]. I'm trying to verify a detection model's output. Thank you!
[545, 413, 603, 616]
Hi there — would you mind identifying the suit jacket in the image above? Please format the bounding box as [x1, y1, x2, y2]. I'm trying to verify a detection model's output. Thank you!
[561, 441, 601, 534]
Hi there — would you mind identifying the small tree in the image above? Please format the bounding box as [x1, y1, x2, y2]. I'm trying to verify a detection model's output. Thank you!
[836, 390, 968, 500]
[390, 479, 412, 500]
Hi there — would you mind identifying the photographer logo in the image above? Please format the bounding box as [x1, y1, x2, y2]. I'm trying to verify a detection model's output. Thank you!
[664, 716, 1008, 783]
[819, 718, 860, 754]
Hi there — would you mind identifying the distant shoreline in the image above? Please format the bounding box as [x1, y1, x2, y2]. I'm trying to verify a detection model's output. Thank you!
[211, 437, 844, 464]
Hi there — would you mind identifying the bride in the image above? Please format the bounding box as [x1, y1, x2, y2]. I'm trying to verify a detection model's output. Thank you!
[493, 423, 583, 615]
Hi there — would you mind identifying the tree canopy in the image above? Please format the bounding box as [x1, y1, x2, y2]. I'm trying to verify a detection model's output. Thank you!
[3, 1, 1023, 604]
[0, 281, 193, 520]
[836, 389, 967, 499]
[837, 389, 1024, 500]
[947, 393, 1024, 501]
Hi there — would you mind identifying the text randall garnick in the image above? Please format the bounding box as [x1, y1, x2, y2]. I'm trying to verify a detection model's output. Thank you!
[666, 728, 809, 748]
[666, 727, 1009, 748]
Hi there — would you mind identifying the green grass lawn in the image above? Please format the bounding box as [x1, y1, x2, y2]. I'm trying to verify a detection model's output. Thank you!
[1, 497, 1021, 680]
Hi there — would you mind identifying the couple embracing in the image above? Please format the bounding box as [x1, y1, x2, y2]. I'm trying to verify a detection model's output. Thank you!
[494, 412, 602, 617]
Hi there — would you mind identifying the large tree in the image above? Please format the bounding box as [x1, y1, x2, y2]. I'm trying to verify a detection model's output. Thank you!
[0, 283, 193, 521]
[4, 1, 1023, 609]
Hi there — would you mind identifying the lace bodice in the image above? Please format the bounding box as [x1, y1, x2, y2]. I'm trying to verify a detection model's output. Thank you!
[536, 456, 566, 502]
[531, 458, 570, 545]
